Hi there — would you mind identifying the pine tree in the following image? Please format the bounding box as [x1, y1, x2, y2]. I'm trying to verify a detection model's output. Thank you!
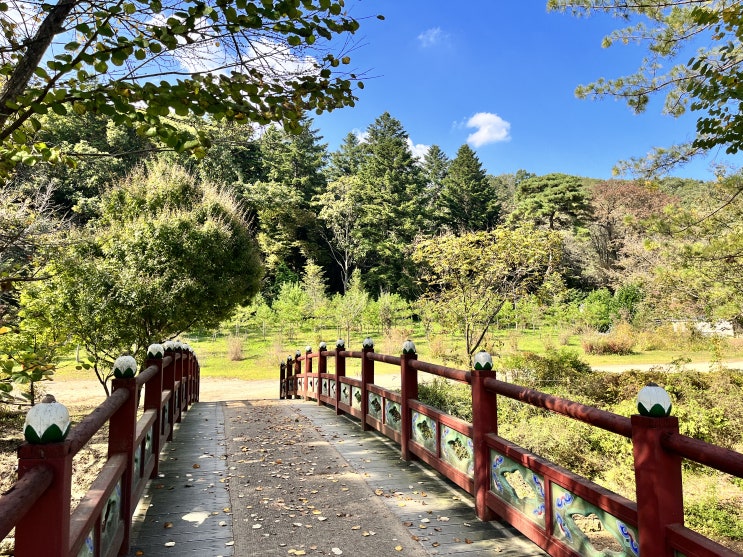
[354, 113, 425, 297]
[438, 144, 500, 233]
[420, 145, 450, 234]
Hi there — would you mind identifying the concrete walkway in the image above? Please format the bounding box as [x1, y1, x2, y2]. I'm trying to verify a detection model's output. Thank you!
[127, 399, 546, 557]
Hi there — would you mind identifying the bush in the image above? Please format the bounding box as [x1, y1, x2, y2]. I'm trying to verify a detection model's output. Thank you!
[686, 496, 743, 541]
[226, 335, 243, 361]
[581, 322, 635, 355]
[417, 377, 472, 422]
[497, 348, 592, 392]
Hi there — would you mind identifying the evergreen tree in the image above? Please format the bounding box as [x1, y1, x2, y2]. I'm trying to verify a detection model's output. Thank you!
[438, 144, 500, 233]
[509, 173, 589, 231]
[420, 145, 450, 233]
[355, 113, 425, 297]
[325, 132, 366, 182]
[244, 119, 330, 288]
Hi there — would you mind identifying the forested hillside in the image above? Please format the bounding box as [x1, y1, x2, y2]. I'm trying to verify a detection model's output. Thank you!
[3, 106, 743, 395]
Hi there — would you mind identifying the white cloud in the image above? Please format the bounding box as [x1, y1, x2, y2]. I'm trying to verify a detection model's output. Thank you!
[417, 27, 445, 48]
[407, 138, 430, 161]
[465, 112, 511, 147]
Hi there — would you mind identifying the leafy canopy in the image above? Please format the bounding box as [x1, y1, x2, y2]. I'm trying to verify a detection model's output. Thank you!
[547, 0, 743, 174]
[0, 0, 373, 176]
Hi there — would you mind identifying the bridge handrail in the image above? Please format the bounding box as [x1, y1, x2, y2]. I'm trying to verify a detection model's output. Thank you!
[0, 347, 200, 557]
[281, 343, 742, 557]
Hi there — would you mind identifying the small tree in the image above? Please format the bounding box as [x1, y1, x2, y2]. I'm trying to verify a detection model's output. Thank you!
[332, 269, 369, 342]
[273, 282, 310, 342]
[413, 227, 563, 361]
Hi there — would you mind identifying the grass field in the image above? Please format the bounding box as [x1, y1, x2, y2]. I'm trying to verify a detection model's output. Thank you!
[54, 324, 743, 382]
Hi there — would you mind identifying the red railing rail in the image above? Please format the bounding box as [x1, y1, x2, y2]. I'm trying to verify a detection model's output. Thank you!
[0, 346, 200, 557]
[280, 341, 742, 557]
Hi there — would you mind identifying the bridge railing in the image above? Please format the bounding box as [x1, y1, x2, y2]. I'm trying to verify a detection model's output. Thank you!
[280, 340, 742, 557]
[0, 344, 200, 557]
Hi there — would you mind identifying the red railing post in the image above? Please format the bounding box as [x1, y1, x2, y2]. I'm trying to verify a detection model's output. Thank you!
[632, 414, 684, 557]
[286, 357, 294, 398]
[163, 350, 176, 441]
[174, 348, 184, 422]
[400, 349, 418, 461]
[279, 361, 287, 400]
[183, 348, 192, 409]
[144, 356, 164, 478]
[335, 341, 346, 415]
[305, 346, 313, 400]
[317, 342, 327, 405]
[361, 338, 375, 431]
[15, 441, 72, 557]
[294, 352, 302, 400]
[108, 376, 138, 553]
[471, 364, 498, 521]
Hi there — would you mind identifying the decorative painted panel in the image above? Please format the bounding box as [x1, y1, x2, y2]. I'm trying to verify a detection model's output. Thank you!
[308, 377, 314, 391]
[76, 531, 94, 557]
[340, 383, 351, 406]
[298, 377, 304, 390]
[101, 479, 123, 555]
[385, 400, 402, 432]
[145, 426, 153, 464]
[322, 379, 328, 396]
[351, 386, 362, 410]
[368, 393, 383, 420]
[411, 411, 437, 454]
[551, 483, 640, 557]
[329, 379, 337, 399]
[490, 450, 546, 529]
[440, 426, 474, 477]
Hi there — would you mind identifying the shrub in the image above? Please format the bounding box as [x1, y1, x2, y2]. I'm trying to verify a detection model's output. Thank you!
[685, 496, 743, 541]
[581, 322, 635, 355]
[497, 348, 592, 392]
[226, 335, 243, 361]
[417, 377, 472, 422]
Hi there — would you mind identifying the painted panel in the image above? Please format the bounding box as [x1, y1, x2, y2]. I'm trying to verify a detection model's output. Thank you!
[490, 450, 546, 529]
[440, 426, 474, 477]
[340, 383, 351, 406]
[411, 411, 437, 454]
[322, 379, 328, 396]
[551, 483, 640, 557]
[76, 531, 94, 557]
[101, 479, 123, 555]
[368, 392, 383, 420]
[329, 379, 336, 399]
[385, 400, 402, 432]
[351, 386, 362, 410]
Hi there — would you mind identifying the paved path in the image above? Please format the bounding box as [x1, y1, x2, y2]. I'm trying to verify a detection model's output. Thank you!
[127, 399, 546, 557]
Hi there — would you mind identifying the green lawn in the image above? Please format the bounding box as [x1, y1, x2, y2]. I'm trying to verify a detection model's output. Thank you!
[53, 325, 743, 382]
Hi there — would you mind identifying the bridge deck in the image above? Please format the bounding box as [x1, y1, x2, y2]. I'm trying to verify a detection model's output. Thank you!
[127, 398, 546, 556]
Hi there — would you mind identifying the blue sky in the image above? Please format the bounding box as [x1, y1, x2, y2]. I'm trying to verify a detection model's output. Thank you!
[313, 1, 741, 181]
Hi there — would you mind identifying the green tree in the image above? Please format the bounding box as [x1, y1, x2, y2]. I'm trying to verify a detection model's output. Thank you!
[413, 227, 563, 360]
[325, 132, 366, 182]
[314, 175, 365, 292]
[0, 0, 369, 177]
[355, 112, 425, 297]
[244, 120, 328, 284]
[272, 281, 310, 342]
[438, 144, 500, 233]
[420, 144, 449, 233]
[547, 0, 743, 174]
[510, 173, 589, 231]
[21, 160, 263, 393]
[301, 259, 329, 331]
[332, 269, 368, 342]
